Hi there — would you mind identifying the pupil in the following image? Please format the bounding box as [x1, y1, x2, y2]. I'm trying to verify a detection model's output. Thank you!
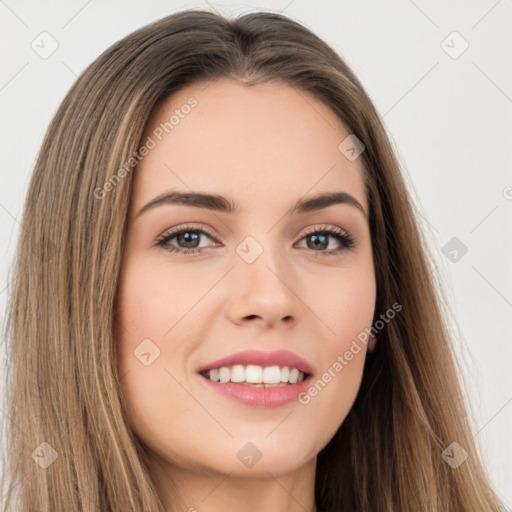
[179, 231, 199, 248]
[309, 234, 327, 250]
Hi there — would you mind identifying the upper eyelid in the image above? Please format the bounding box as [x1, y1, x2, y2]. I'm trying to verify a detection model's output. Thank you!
[161, 224, 219, 241]
[301, 224, 349, 236]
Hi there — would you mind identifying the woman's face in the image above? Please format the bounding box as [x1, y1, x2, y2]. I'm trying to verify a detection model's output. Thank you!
[116, 79, 376, 479]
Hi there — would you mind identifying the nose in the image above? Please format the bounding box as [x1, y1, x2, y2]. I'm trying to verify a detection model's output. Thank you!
[226, 242, 299, 329]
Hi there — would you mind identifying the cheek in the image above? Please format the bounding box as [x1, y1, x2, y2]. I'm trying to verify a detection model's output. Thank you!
[295, 260, 375, 433]
[114, 269, 194, 455]
[114, 254, 213, 429]
[309, 259, 376, 347]
[116, 256, 203, 339]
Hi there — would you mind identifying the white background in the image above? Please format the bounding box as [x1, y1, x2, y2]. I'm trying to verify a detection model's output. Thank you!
[1, 0, 511, 507]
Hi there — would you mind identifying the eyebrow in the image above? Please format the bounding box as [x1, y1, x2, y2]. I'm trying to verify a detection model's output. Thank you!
[137, 190, 367, 218]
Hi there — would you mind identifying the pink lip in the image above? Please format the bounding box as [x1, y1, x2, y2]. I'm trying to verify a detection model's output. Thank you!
[199, 377, 312, 408]
[198, 349, 314, 375]
[197, 349, 314, 408]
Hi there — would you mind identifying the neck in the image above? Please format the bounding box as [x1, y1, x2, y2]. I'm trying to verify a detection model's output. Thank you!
[147, 452, 318, 512]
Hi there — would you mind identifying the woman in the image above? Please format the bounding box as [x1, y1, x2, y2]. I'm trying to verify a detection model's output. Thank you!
[1, 9, 507, 512]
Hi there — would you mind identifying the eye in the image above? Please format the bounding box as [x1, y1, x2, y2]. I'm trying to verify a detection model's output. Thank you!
[156, 225, 219, 255]
[156, 224, 356, 256]
[295, 224, 356, 257]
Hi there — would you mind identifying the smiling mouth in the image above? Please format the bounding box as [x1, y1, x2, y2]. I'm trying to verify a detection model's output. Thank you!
[199, 364, 311, 386]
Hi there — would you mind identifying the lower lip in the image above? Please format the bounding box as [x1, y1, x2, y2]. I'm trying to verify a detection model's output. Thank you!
[199, 374, 312, 407]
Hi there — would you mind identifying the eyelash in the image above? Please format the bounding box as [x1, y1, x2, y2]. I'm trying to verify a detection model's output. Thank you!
[155, 224, 356, 258]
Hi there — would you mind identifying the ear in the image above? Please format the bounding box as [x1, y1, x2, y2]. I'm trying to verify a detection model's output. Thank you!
[367, 334, 377, 353]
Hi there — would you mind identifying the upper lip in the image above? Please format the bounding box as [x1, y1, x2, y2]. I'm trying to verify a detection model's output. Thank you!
[198, 349, 314, 376]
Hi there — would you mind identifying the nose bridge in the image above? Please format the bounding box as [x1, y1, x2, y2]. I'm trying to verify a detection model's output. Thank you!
[237, 233, 291, 292]
[228, 232, 298, 326]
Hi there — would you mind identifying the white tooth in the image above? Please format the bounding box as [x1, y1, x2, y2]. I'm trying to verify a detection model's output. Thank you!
[288, 367, 299, 384]
[230, 364, 245, 383]
[280, 366, 290, 382]
[209, 368, 220, 382]
[219, 367, 231, 383]
[245, 365, 263, 383]
[297, 371, 304, 383]
[263, 365, 281, 384]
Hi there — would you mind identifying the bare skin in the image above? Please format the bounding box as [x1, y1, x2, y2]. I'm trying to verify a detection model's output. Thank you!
[116, 79, 376, 512]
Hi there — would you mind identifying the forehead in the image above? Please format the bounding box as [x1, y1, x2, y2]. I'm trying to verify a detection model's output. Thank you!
[132, 79, 367, 215]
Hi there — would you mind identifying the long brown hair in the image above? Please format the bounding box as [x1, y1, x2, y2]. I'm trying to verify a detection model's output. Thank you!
[1, 9, 507, 511]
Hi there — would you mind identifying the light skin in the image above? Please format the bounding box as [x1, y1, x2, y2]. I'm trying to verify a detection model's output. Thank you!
[116, 79, 376, 512]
